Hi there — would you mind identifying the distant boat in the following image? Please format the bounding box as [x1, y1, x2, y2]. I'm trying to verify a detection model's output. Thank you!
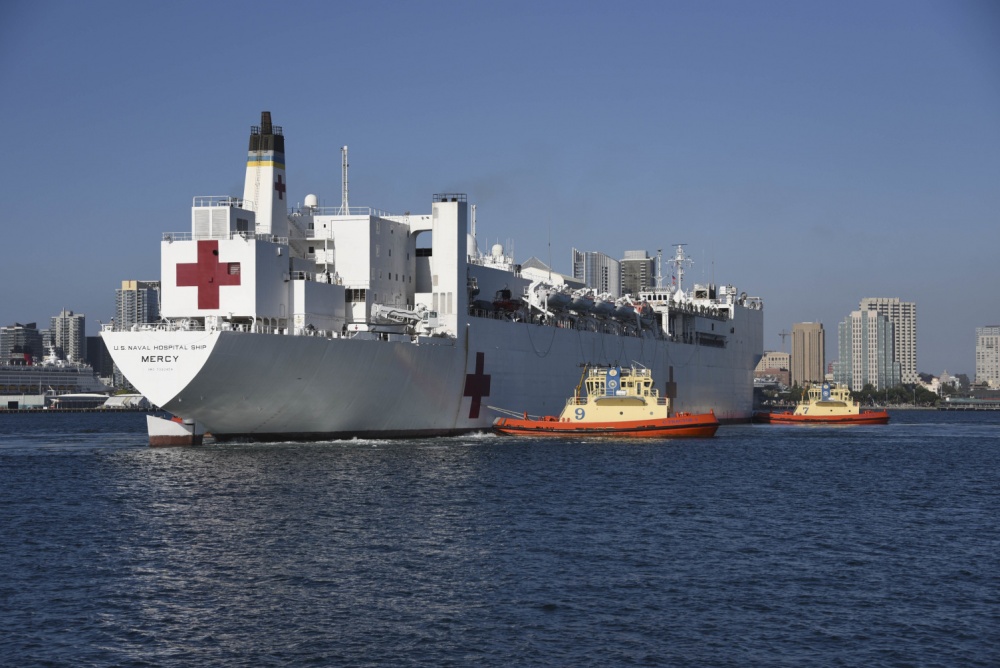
[0, 350, 111, 409]
[493, 365, 719, 438]
[754, 382, 890, 425]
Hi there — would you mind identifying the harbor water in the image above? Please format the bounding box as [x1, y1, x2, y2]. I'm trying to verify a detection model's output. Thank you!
[1, 411, 998, 666]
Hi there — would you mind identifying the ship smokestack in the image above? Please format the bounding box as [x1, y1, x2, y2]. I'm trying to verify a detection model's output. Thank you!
[243, 111, 288, 237]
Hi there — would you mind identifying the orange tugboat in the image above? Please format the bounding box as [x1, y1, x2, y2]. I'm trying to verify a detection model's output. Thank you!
[754, 382, 890, 425]
[492, 366, 719, 438]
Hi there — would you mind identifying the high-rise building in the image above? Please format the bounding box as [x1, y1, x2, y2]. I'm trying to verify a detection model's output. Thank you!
[834, 309, 900, 391]
[111, 280, 160, 389]
[50, 310, 86, 363]
[0, 323, 44, 363]
[116, 280, 161, 330]
[791, 322, 825, 386]
[860, 298, 916, 383]
[975, 326, 1000, 389]
[620, 250, 654, 296]
[572, 248, 620, 297]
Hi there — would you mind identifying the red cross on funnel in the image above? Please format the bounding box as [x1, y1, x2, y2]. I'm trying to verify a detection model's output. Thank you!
[176, 240, 241, 310]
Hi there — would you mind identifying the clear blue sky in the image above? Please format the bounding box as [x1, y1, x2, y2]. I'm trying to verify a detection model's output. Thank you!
[2, 0, 998, 376]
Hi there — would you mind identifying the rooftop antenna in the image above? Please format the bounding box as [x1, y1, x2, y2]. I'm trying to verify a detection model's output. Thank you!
[655, 249, 663, 290]
[339, 145, 349, 214]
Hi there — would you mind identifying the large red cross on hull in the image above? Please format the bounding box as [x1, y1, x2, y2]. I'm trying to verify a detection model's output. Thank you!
[176, 240, 241, 310]
[463, 352, 491, 419]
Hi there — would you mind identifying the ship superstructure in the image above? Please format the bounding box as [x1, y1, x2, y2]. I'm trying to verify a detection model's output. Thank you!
[103, 112, 763, 441]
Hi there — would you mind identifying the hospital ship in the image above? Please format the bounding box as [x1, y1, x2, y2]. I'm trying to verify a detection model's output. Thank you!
[102, 113, 764, 442]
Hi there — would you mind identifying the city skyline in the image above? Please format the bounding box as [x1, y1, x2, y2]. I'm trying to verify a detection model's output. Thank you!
[2, 1, 997, 375]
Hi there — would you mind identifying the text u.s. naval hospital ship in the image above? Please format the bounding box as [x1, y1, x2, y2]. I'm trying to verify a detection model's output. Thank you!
[102, 112, 763, 443]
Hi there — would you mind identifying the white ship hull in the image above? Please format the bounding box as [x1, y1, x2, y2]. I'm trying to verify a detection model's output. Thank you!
[104, 307, 762, 440]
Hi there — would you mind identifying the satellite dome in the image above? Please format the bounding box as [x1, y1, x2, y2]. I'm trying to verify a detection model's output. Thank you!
[491, 243, 504, 257]
[304, 194, 318, 208]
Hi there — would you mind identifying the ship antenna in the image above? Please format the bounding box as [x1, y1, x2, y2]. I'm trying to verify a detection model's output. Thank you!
[671, 244, 693, 294]
[655, 249, 663, 290]
[548, 222, 552, 281]
[339, 145, 349, 214]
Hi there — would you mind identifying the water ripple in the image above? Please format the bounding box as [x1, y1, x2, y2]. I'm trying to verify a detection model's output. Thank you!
[0, 411, 998, 666]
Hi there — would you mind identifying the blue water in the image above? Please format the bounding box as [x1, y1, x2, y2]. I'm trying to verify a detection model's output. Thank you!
[1, 411, 998, 667]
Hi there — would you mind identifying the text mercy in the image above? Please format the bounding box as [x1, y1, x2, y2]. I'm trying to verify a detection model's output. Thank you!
[142, 355, 180, 363]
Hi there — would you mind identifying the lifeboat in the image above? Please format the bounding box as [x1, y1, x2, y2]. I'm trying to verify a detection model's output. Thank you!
[544, 287, 572, 310]
[493, 365, 719, 438]
[634, 301, 655, 325]
[569, 289, 595, 314]
[592, 297, 615, 317]
[754, 382, 890, 425]
[613, 298, 636, 321]
[492, 287, 521, 312]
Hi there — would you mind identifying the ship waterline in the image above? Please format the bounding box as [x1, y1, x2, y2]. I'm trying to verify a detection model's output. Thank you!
[106, 313, 759, 440]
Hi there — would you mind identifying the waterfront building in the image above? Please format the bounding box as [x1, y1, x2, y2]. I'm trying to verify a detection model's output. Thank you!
[755, 351, 791, 387]
[0, 323, 44, 363]
[572, 248, 620, 297]
[975, 325, 1000, 389]
[833, 309, 901, 391]
[620, 250, 654, 296]
[50, 310, 86, 363]
[756, 351, 790, 371]
[791, 322, 825, 387]
[860, 297, 916, 384]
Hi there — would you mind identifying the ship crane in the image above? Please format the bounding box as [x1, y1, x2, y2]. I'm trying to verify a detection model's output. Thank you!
[370, 303, 432, 335]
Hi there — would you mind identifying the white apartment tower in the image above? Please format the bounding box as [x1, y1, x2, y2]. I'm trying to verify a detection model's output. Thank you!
[861, 297, 916, 384]
[976, 326, 1000, 388]
[572, 249, 621, 297]
[50, 309, 86, 363]
[834, 309, 901, 391]
[116, 280, 161, 330]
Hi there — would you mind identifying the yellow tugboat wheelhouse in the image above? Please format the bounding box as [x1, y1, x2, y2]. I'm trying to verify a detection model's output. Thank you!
[493, 365, 719, 438]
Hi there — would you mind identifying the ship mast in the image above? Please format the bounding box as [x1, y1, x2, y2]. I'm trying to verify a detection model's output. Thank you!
[670, 244, 693, 295]
[339, 145, 349, 214]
